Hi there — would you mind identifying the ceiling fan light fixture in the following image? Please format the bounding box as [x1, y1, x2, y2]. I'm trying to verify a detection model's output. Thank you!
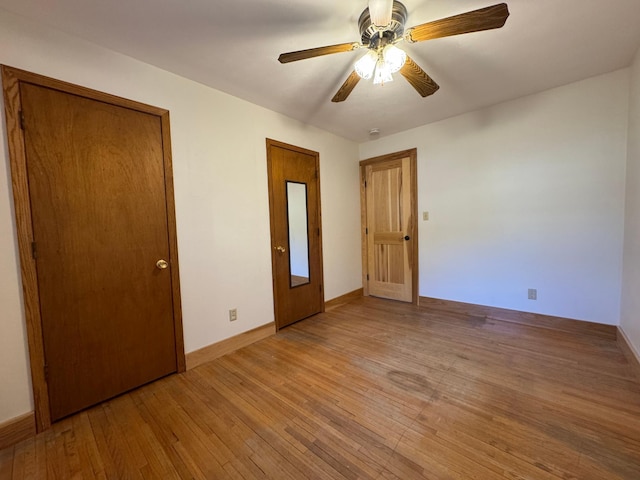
[358, 44, 405, 85]
[355, 50, 378, 79]
[368, 0, 394, 27]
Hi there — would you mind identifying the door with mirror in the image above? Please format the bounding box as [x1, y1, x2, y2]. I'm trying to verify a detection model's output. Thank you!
[267, 139, 324, 329]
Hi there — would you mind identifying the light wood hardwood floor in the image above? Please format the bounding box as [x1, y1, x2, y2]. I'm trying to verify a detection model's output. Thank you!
[2, 296, 640, 479]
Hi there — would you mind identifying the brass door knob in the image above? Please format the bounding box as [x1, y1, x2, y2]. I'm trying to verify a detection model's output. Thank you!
[156, 259, 169, 269]
[274, 246, 286, 254]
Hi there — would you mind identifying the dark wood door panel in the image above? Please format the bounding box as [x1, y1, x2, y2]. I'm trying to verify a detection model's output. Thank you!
[22, 83, 177, 421]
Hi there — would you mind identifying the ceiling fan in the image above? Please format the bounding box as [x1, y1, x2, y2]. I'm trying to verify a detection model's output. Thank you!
[278, 1, 510, 102]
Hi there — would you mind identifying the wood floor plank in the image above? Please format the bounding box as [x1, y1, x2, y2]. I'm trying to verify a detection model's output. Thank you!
[2, 296, 640, 479]
[0, 445, 14, 479]
[13, 436, 39, 480]
[129, 386, 199, 480]
[69, 413, 107, 479]
[137, 380, 228, 479]
[10, 438, 26, 479]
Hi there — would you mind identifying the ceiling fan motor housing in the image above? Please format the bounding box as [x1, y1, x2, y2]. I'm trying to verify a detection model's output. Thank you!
[359, 1, 408, 49]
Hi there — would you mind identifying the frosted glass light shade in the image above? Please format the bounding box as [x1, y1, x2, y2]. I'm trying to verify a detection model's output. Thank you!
[355, 51, 378, 79]
[373, 59, 393, 85]
[369, 0, 393, 27]
[383, 45, 407, 73]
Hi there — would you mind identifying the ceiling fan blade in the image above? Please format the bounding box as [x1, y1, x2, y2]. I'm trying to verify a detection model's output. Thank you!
[331, 71, 361, 103]
[279, 43, 361, 64]
[400, 57, 439, 97]
[406, 3, 509, 43]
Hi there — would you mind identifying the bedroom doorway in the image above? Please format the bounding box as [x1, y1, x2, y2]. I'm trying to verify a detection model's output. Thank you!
[360, 149, 418, 303]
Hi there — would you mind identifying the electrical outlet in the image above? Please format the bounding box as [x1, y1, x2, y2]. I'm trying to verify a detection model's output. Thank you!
[528, 289, 537, 300]
[423, 211, 429, 221]
[229, 309, 237, 322]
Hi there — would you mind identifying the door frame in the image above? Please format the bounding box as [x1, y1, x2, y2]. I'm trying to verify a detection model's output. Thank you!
[360, 148, 419, 304]
[266, 139, 325, 330]
[1, 65, 186, 432]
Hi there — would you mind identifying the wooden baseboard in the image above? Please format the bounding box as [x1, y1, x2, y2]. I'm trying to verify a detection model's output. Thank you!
[0, 412, 35, 450]
[325, 288, 364, 311]
[617, 327, 640, 378]
[419, 296, 617, 340]
[186, 322, 275, 370]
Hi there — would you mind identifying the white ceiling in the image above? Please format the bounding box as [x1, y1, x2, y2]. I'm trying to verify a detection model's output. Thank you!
[2, 0, 640, 142]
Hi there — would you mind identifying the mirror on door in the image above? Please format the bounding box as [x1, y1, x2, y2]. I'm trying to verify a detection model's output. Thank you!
[286, 181, 310, 287]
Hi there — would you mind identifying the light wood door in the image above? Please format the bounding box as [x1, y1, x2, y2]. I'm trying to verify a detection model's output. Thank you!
[361, 150, 417, 303]
[267, 139, 324, 329]
[3, 67, 184, 425]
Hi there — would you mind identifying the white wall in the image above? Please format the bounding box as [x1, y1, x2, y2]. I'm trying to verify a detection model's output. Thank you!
[0, 10, 362, 424]
[360, 71, 629, 325]
[621, 47, 640, 358]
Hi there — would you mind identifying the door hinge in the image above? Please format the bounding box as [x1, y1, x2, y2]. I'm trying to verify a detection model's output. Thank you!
[317, 228, 320, 236]
[364, 180, 367, 188]
[19, 110, 25, 130]
[366, 274, 370, 281]
[43, 364, 49, 381]
[31, 241, 37, 259]
[365, 228, 368, 235]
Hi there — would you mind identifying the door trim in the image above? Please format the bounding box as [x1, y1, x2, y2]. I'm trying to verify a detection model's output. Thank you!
[1, 65, 185, 432]
[266, 139, 325, 330]
[360, 148, 419, 304]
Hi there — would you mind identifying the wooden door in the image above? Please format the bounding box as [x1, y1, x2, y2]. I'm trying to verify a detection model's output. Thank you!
[2, 66, 184, 428]
[267, 139, 324, 329]
[361, 150, 418, 303]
